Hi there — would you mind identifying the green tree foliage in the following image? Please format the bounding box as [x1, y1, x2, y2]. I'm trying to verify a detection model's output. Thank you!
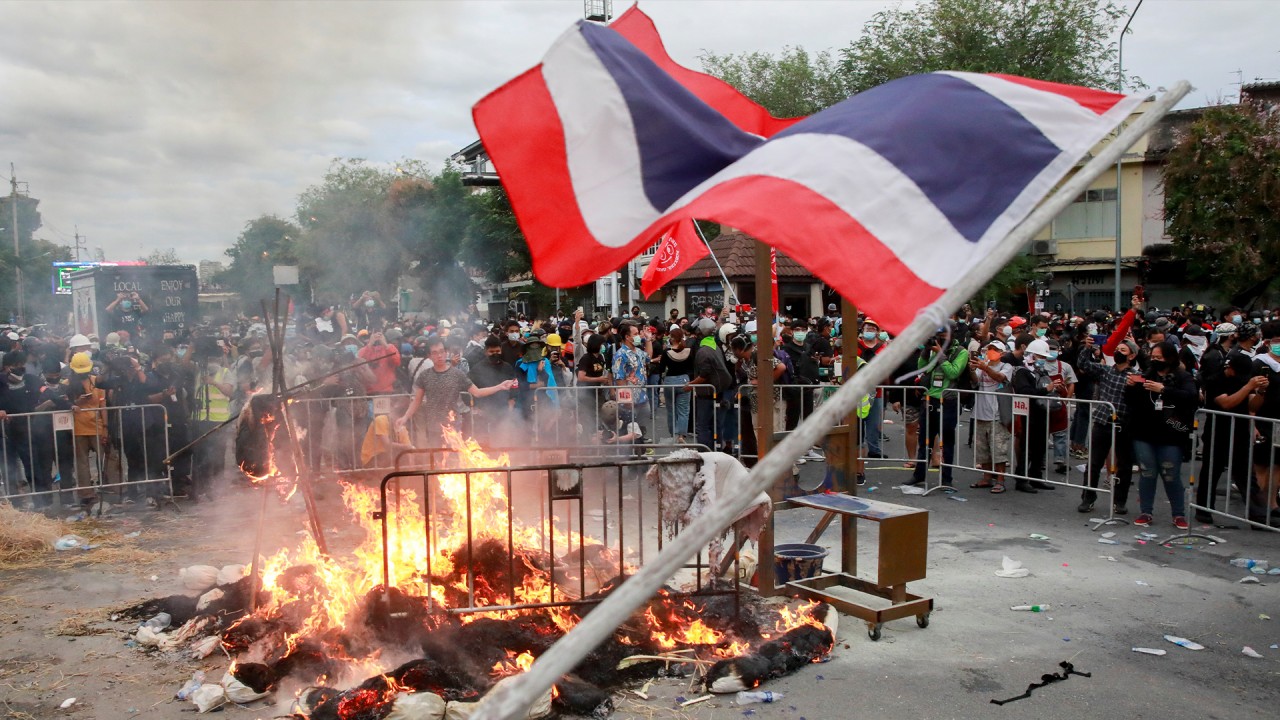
[462, 185, 530, 284]
[840, 0, 1129, 93]
[698, 46, 849, 117]
[1162, 100, 1280, 301]
[219, 215, 301, 310]
[0, 195, 72, 324]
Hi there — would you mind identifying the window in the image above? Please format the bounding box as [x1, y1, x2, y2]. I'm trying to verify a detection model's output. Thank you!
[1051, 188, 1117, 240]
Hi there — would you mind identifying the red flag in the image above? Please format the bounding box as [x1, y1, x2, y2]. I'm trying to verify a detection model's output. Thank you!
[640, 222, 706, 298]
[770, 248, 779, 314]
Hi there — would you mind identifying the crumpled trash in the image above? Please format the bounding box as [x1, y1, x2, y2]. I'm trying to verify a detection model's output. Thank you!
[176, 671, 206, 700]
[995, 556, 1029, 578]
[1029, 533, 1051, 541]
[217, 564, 247, 586]
[1164, 635, 1204, 650]
[1098, 538, 1119, 545]
[1131, 647, 1165, 656]
[54, 534, 94, 551]
[196, 588, 224, 612]
[59, 698, 76, 709]
[897, 485, 926, 496]
[135, 626, 168, 648]
[385, 691, 447, 720]
[1242, 646, 1263, 658]
[1240, 576, 1261, 584]
[190, 635, 220, 660]
[1100, 532, 1116, 539]
[180, 565, 220, 593]
[191, 672, 270, 713]
[140, 612, 171, 632]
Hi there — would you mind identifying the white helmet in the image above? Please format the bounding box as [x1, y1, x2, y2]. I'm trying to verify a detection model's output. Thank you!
[69, 334, 90, 348]
[693, 317, 717, 336]
[717, 322, 738, 345]
[1026, 338, 1052, 358]
[743, 319, 758, 333]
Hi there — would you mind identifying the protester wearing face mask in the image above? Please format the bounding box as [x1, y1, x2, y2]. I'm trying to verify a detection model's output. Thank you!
[656, 327, 695, 444]
[394, 338, 516, 448]
[1010, 339, 1061, 492]
[1249, 323, 1280, 525]
[907, 331, 969, 490]
[779, 321, 822, 463]
[857, 320, 888, 458]
[501, 320, 525, 365]
[67, 352, 108, 511]
[1125, 341, 1198, 529]
[467, 336, 518, 438]
[968, 339, 1014, 493]
[106, 290, 149, 338]
[1196, 352, 1264, 523]
[1179, 325, 1207, 378]
[1070, 335, 1141, 509]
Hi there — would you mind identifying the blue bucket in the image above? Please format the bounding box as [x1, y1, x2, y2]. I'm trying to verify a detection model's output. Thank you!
[774, 543, 829, 584]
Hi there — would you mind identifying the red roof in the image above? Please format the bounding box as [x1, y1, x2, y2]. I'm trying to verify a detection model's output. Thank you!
[672, 230, 815, 283]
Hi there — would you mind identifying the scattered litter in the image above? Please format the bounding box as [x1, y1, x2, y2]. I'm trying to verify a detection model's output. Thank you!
[1098, 556, 1117, 562]
[1062, 563, 1070, 568]
[1029, 534, 1051, 541]
[1136, 540, 1147, 545]
[1230, 558, 1264, 569]
[735, 691, 783, 705]
[180, 565, 220, 593]
[1075, 464, 1087, 473]
[66, 512, 87, 522]
[1098, 539, 1120, 545]
[124, 531, 142, 538]
[176, 671, 206, 700]
[1164, 635, 1204, 650]
[1132, 648, 1166, 656]
[1261, 614, 1271, 621]
[995, 556, 1030, 578]
[1135, 580, 1150, 587]
[1240, 577, 1261, 584]
[1136, 533, 1159, 540]
[1272, 644, 1279, 650]
[865, 486, 878, 492]
[1252, 567, 1268, 575]
[680, 695, 711, 707]
[1242, 647, 1263, 659]
[60, 698, 76, 709]
[140, 612, 171, 632]
[149, 575, 158, 582]
[53, 534, 92, 551]
[898, 485, 926, 495]
[1101, 532, 1116, 539]
[1010, 604, 1050, 612]
[949, 496, 967, 502]
[190, 635, 219, 660]
[1271, 568, 1280, 575]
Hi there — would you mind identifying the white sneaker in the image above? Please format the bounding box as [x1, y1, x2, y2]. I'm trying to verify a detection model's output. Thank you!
[803, 449, 824, 461]
[795, 458, 807, 466]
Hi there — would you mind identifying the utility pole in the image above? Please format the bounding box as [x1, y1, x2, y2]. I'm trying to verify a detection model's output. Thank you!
[1114, 0, 1143, 312]
[73, 226, 87, 262]
[10, 163, 23, 325]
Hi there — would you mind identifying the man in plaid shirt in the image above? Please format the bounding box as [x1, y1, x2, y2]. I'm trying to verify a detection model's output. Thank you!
[1076, 338, 1141, 514]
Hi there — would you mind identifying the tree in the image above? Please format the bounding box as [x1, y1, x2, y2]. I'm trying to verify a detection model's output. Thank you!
[698, 46, 848, 117]
[220, 215, 301, 310]
[1162, 100, 1280, 302]
[139, 248, 181, 265]
[383, 167, 475, 317]
[840, 0, 1130, 94]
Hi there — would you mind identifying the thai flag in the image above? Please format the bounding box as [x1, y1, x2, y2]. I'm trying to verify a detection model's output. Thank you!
[472, 8, 1140, 332]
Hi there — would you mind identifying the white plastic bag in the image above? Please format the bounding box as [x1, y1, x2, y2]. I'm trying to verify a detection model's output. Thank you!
[994, 556, 1030, 578]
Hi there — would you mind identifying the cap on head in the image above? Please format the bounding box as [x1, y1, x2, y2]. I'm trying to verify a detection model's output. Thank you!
[985, 339, 1007, 352]
[1214, 322, 1237, 335]
[1008, 316, 1027, 329]
[69, 334, 90, 348]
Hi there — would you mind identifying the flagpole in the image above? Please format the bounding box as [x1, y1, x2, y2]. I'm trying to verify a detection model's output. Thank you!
[692, 219, 739, 306]
[472, 81, 1190, 720]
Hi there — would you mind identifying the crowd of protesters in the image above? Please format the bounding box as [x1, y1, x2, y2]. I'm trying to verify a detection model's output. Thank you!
[3, 291, 1280, 533]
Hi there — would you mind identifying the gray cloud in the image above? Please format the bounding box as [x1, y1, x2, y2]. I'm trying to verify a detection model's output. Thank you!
[0, 0, 1275, 267]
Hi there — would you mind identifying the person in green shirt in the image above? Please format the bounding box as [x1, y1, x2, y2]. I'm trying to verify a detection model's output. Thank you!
[907, 331, 969, 489]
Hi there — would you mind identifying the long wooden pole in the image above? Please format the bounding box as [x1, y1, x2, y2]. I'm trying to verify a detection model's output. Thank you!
[472, 82, 1189, 720]
[752, 239, 776, 595]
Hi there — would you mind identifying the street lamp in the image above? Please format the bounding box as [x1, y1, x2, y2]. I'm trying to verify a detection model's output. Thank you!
[1114, 0, 1144, 311]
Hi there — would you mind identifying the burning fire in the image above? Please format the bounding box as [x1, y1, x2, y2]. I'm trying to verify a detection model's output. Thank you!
[223, 425, 832, 704]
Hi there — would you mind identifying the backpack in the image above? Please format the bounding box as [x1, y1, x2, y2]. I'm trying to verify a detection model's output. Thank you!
[773, 347, 795, 385]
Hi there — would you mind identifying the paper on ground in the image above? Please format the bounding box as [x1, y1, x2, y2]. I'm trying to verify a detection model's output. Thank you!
[995, 556, 1029, 578]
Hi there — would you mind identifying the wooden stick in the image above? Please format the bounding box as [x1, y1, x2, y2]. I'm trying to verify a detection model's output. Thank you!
[469, 82, 1190, 720]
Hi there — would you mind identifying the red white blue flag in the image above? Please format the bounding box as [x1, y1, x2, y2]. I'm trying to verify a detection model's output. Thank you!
[472, 7, 1140, 332]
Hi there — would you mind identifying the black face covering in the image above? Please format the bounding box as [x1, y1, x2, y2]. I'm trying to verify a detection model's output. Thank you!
[1149, 359, 1168, 372]
[488, 354, 504, 365]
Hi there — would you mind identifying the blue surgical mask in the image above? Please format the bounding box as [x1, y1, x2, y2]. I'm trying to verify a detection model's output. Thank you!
[1271, 342, 1280, 357]
[1035, 358, 1047, 369]
[121, 300, 133, 311]
[365, 299, 376, 308]
[1047, 352, 1059, 361]
[1035, 328, 1047, 338]
[749, 333, 757, 344]
[878, 332, 889, 342]
[175, 348, 187, 359]
[1232, 314, 1243, 324]
[793, 331, 807, 343]
[862, 331, 876, 341]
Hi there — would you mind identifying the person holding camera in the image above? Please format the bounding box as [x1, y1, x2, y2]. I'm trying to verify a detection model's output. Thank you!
[1125, 340, 1198, 529]
[106, 290, 149, 338]
[907, 332, 969, 489]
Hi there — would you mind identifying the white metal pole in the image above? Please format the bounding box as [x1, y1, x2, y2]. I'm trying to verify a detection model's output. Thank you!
[1115, 0, 1144, 311]
[471, 81, 1190, 720]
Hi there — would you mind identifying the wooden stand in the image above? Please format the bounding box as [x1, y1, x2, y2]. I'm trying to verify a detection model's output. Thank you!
[783, 493, 932, 641]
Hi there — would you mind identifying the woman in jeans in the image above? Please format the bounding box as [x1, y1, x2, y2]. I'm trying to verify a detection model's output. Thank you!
[656, 327, 695, 443]
[1125, 341, 1198, 529]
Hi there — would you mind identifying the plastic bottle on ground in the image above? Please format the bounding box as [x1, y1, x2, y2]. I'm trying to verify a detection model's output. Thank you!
[736, 691, 784, 705]
[176, 670, 206, 700]
[141, 613, 172, 632]
[1010, 604, 1051, 612]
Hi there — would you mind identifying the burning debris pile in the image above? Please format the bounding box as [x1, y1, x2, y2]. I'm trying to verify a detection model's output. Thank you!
[120, 430, 837, 717]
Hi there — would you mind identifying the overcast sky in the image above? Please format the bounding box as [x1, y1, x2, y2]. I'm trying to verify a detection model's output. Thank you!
[1, 0, 1276, 267]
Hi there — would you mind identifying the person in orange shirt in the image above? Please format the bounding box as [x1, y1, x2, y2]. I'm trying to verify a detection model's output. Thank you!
[68, 352, 108, 509]
[358, 331, 402, 394]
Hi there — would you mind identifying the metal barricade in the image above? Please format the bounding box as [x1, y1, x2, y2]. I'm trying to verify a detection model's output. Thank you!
[1167, 408, 1280, 538]
[734, 382, 833, 465]
[0, 403, 173, 509]
[374, 451, 740, 617]
[530, 383, 717, 450]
